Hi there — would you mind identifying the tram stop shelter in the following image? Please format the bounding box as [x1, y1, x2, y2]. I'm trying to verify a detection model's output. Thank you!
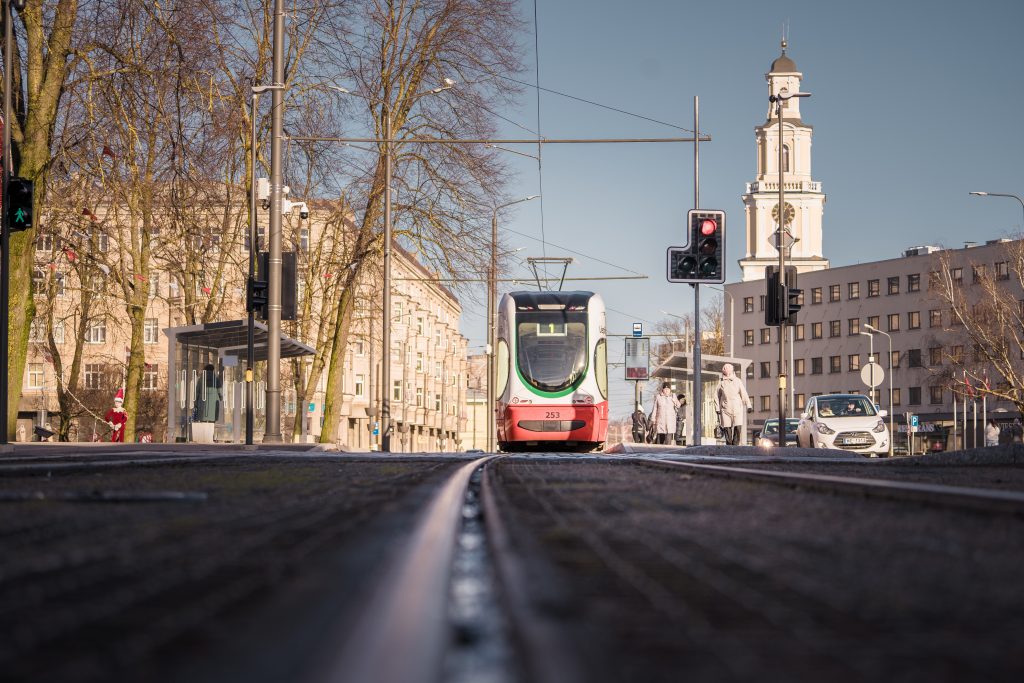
[164, 320, 315, 443]
[651, 351, 754, 445]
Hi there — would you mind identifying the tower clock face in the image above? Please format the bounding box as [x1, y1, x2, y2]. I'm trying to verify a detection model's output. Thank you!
[772, 202, 795, 226]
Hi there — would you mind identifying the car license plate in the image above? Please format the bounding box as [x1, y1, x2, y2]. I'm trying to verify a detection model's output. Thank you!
[841, 437, 870, 445]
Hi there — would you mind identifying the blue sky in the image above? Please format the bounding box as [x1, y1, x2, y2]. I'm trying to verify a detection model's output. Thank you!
[458, 0, 1024, 418]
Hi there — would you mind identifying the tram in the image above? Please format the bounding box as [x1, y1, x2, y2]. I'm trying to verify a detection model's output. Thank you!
[495, 291, 609, 451]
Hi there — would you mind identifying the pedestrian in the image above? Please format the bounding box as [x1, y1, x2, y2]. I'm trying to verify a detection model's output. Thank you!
[630, 405, 649, 444]
[714, 363, 752, 446]
[649, 383, 681, 445]
[105, 388, 128, 443]
[674, 394, 687, 446]
[985, 419, 1000, 447]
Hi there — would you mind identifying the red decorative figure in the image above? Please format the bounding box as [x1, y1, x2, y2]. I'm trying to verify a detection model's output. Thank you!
[104, 388, 128, 443]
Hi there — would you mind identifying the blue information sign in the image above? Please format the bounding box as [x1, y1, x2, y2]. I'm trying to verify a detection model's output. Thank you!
[911, 415, 919, 427]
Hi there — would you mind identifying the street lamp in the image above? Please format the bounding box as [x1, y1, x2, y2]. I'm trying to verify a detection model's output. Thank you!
[969, 191, 1024, 226]
[863, 323, 894, 457]
[332, 81, 455, 451]
[247, 83, 286, 446]
[488, 195, 539, 452]
[769, 85, 811, 445]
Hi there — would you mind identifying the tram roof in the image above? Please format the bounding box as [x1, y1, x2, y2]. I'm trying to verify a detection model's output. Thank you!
[508, 290, 595, 310]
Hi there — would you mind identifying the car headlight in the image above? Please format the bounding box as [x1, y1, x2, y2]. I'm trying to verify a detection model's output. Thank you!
[759, 438, 773, 448]
[872, 420, 886, 433]
[815, 422, 836, 435]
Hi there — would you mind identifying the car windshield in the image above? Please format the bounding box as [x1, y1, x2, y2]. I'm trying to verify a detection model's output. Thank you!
[516, 311, 588, 393]
[763, 420, 800, 434]
[816, 396, 877, 418]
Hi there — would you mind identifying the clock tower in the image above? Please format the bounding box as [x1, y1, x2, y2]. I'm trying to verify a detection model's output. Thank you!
[739, 41, 829, 282]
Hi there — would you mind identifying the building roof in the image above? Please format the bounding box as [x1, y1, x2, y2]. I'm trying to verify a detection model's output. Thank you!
[770, 51, 798, 73]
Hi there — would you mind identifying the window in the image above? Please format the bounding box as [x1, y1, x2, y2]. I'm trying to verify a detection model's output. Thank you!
[760, 395, 771, 412]
[435, 361, 442, 380]
[829, 284, 840, 302]
[32, 268, 44, 290]
[759, 295, 766, 311]
[392, 380, 403, 402]
[416, 352, 424, 372]
[849, 354, 861, 372]
[36, 234, 53, 253]
[811, 287, 822, 304]
[27, 363, 44, 389]
[811, 322, 822, 340]
[848, 318, 860, 335]
[930, 386, 944, 404]
[299, 227, 310, 252]
[355, 341, 365, 356]
[996, 261, 1009, 280]
[909, 387, 921, 405]
[760, 328, 771, 344]
[829, 320, 841, 338]
[811, 357, 823, 375]
[848, 282, 860, 299]
[355, 374, 365, 397]
[435, 393, 442, 412]
[829, 356, 841, 373]
[393, 301, 403, 321]
[908, 311, 921, 330]
[929, 309, 942, 328]
[867, 315, 880, 330]
[85, 363, 105, 390]
[951, 267, 963, 286]
[928, 270, 941, 289]
[743, 296, 754, 313]
[29, 319, 45, 342]
[149, 272, 160, 299]
[867, 279, 879, 297]
[794, 358, 805, 376]
[951, 345, 964, 363]
[144, 318, 159, 344]
[416, 387, 423, 408]
[892, 388, 901, 406]
[416, 317, 424, 335]
[743, 330, 754, 346]
[890, 350, 900, 368]
[972, 265, 986, 284]
[85, 318, 106, 344]
[746, 365, 754, 379]
[908, 273, 921, 292]
[760, 361, 771, 378]
[782, 144, 790, 172]
[143, 364, 159, 391]
[887, 313, 900, 332]
[795, 394, 806, 410]
[887, 276, 899, 295]
[94, 231, 109, 253]
[908, 349, 922, 368]
[168, 278, 180, 299]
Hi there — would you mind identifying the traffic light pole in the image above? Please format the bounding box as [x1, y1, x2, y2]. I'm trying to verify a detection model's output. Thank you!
[692, 95, 702, 447]
[776, 94, 787, 446]
[0, 0, 13, 444]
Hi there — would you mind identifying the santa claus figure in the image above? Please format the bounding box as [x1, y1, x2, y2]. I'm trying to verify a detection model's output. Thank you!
[104, 389, 128, 443]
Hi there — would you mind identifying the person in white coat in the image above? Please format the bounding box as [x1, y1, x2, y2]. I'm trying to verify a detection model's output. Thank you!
[985, 419, 1001, 447]
[650, 383, 681, 445]
[714, 363, 752, 446]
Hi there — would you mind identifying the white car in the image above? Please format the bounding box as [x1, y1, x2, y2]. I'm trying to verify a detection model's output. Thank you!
[796, 394, 889, 457]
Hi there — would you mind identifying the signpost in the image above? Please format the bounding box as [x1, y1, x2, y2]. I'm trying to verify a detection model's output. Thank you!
[632, 322, 642, 338]
[860, 362, 884, 394]
[625, 336, 650, 414]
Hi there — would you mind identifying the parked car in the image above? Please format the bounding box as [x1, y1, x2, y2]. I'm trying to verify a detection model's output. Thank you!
[796, 394, 890, 457]
[757, 418, 801, 448]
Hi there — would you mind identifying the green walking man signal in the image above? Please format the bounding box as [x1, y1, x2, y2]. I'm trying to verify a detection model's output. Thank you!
[5, 178, 33, 233]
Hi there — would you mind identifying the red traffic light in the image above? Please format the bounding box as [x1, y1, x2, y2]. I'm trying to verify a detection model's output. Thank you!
[700, 218, 717, 236]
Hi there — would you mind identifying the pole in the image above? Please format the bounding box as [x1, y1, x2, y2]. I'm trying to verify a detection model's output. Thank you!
[886, 334, 893, 456]
[487, 210, 496, 452]
[776, 94, 786, 446]
[691, 95, 702, 447]
[263, 0, 285, 443]
[953, 391, 957, 452]
[867, 335, 874, 405]
[0, 0, 12, 444]
[788, 327, 794, 417]
[381, 107, 393, 452]
[972, 398, 977, 449]
[246, 91, 259, 445]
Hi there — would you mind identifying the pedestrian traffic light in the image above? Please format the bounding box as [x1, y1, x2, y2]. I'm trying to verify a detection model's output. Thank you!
[5, 178, 33, 233]
[666, 209, 726, 284]
[247, 276, 268, 316]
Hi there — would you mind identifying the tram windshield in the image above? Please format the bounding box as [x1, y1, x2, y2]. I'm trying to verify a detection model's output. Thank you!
[516, 311, 588, 393]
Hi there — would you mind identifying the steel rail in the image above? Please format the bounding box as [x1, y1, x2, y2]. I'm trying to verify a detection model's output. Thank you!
[640, 458, 1024, 516]
[316, 455, 495, 683]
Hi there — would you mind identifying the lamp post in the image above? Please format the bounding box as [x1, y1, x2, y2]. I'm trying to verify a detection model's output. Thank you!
[857, 330, 875, 405]
[864, 323, 894, 457]
[488, 195, 539, 452]
[768, 85, 810, 446]
[330, 81, 454, 451]
[969, 191, 1024, 226]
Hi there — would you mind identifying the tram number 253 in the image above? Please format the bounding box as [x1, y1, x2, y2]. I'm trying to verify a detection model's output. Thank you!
[545, 411, 561, 419]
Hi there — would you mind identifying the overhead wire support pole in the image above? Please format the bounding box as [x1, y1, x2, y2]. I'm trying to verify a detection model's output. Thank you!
[692, 95, 702, 448]
[0, 0, 15, 444]
[264, 0, 285, 443]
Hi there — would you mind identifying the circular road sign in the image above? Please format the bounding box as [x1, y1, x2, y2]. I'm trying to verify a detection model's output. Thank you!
[860, 362, 884, 388]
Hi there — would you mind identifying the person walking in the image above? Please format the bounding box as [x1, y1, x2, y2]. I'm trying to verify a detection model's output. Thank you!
[650, 383, 681, 445]
[714, 363, 752, 446]
[631, 405, 649, 444]
[674, 394, 687, 446]
[985, 419, 1001, 447]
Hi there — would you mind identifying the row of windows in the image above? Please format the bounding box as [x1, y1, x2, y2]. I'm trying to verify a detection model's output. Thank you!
[741, 263, 1012, 314]
[757, 386, 945, 412]
[743, 309, 963, 346]
[749, 343, 992, 377]
[26, 362, 160, 391]
[30, 318, 163, 345]
[37, 229, 314, 256]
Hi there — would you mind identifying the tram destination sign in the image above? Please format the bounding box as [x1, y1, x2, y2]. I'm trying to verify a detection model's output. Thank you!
[624, 337, 650, 381]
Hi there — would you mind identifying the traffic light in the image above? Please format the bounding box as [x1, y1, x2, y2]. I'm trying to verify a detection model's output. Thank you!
[786, 281, 803, 321]
[5, 178, 33, 233]
[247, 276, 268, 316]
[666, 209, 726, 284]
[766, 265, 800, 326]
